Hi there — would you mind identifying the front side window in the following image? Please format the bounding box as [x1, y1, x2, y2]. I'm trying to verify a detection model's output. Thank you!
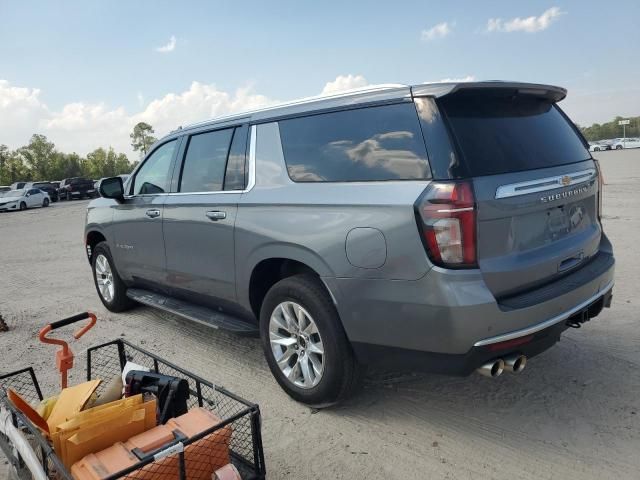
[279, 103, 431, 182]
[180, 129, 234, 193]
[132, 140, 177, 195]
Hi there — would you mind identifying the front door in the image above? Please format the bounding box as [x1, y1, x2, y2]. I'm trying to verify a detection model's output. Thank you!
[110, 139, 179, 287]
[163, 124, 248, 304]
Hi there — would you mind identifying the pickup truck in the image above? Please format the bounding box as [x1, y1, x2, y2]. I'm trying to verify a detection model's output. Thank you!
[58, 177, 96, 200]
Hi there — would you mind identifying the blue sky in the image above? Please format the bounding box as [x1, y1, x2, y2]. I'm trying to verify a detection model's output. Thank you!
[1, 0, 639, 156]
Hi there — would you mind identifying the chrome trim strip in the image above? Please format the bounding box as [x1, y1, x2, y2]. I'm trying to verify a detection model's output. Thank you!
[495, 168, 596, 199]
[246, 124, 257, 192]
[437, 207, 474, 213]
[473, 279, 614, 347]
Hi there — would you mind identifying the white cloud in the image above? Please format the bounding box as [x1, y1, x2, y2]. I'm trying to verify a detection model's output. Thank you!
[486, 7, 564, 33]
[155, 35, 177, 53]
[0, 78, 277, 157]
[321, 74, 369, 95]
[421, 22, 453, 41]
[0, 80, 50, 148]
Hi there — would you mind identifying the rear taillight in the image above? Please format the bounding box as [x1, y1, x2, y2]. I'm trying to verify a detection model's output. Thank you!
[416, 181, 477, 268]
[593, 159, 604, 221]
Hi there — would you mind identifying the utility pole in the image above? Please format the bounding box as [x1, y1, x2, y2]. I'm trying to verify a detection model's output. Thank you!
[619, 119, 630, 146]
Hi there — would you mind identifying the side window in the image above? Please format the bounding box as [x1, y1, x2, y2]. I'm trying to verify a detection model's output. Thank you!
[224, 125, 248, 191]
[279, 103, 431, 182]
[132, 140, 177, 195]
[180, 129, 233, 193]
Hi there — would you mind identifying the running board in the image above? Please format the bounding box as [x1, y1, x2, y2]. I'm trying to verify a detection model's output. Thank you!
[126, 288, 258, 336]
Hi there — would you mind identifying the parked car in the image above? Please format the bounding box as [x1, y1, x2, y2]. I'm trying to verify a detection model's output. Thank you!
[23, 181, 59, 202]
[0, 186, 10, 196]
[58, 177, 96, 200]
[611, 137, 640, 150]
[0, 188, 50, 211]
[589, 141, 611, 152]
[85, 81, 614, 406]
[10, 182, 27, 190]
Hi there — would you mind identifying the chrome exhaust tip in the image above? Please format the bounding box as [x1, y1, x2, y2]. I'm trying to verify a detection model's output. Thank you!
[477, 359, 505, 378]
[504, 354, 527, 373]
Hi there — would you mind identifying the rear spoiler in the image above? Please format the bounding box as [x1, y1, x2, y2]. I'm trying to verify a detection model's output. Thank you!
[411, 81, 567, 102]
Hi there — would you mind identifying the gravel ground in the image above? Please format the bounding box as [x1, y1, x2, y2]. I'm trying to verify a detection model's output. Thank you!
[1, 149, 639, 479]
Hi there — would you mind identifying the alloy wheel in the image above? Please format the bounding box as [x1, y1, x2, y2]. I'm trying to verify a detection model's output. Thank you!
[269, 301, 325, 389]
[94, 254, 115, 302]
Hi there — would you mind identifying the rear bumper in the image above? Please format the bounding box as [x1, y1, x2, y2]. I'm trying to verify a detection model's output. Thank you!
[351, 285, 612, 375]
[326, 242, 615, 371]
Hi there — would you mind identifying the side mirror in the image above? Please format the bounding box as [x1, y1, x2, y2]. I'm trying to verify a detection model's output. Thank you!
[99, 177, 125, 201]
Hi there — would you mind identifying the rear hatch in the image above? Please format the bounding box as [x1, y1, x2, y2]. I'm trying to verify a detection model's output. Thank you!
[436, 89, 600, 298]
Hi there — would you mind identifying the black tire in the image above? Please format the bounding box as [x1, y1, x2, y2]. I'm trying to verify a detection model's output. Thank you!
[616, 145, 623, 150]
[42, 198, 49, 207]
[260, 274, 364, 407]
[19, 202, 26, 211]
[91, 242, 135, 312]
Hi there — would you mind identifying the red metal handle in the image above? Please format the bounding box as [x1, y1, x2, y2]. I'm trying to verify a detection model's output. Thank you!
[38, 312, 97, 345]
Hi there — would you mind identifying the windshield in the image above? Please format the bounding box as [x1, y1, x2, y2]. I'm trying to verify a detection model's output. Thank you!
[437, 91, 591, 177]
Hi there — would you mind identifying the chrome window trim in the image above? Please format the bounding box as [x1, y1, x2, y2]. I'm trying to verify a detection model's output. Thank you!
[162, 125, 256, 197]
[474, 279, 614, 347]
[495, 168, 596, 199]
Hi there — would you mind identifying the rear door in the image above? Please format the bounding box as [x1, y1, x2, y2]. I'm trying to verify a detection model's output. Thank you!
[435, 90, 600, 298]
[27, 188, 42, 207]
[162, 124, 249, 304]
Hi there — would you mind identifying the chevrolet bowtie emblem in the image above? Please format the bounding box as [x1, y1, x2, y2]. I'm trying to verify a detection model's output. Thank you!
[561, 175, 571, 186]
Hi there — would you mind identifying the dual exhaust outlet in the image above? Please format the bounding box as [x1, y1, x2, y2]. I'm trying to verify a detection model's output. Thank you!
[477, 354, 527, 378]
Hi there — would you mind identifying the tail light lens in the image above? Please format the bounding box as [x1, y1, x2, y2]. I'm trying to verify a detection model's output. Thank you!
[593, 159, 603, 221]
[416, 181, 477, 268]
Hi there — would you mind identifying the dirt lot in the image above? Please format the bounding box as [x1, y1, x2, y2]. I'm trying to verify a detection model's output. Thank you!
[1, 150, 639, 479]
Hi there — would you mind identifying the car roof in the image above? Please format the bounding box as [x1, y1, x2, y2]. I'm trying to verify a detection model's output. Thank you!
[156, 80, 567, 143]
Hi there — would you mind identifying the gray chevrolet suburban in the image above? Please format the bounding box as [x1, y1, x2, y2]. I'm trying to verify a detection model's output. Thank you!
[85, 81, 615, 406]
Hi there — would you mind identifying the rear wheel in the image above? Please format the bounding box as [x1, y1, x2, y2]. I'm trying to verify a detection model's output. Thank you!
[260, 274, 364, 407]
[616, 145, 623, 150]
[91, 242, 135, 312]
[42, 198, 49, 207]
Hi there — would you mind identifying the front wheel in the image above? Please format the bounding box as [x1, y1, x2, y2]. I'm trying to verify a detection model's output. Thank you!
[19, 202, 26, 211]
[616, 145, 623, 150]
[91, 242, 135, 312]
[260, 274, 364, 407]
[42, 198, 49, 207]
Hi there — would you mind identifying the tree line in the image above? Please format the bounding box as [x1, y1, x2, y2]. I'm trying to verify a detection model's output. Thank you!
[579, 116, 640, 142]
[0, 122, 158, 186]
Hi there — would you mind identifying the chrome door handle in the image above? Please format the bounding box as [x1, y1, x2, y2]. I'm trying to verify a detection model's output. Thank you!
[206, 210, 226, 221]
[145, 209, 161, 218]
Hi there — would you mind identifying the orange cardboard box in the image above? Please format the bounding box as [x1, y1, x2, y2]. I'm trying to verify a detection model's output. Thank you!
[71, 407, 232, 480]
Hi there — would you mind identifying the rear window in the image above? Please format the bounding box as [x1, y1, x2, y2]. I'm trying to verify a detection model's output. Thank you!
[438, 92, 590, 177]
[279, 103, 430, 182]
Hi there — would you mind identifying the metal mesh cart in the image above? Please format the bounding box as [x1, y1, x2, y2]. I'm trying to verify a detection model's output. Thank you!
[1, 338, 266, 479]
